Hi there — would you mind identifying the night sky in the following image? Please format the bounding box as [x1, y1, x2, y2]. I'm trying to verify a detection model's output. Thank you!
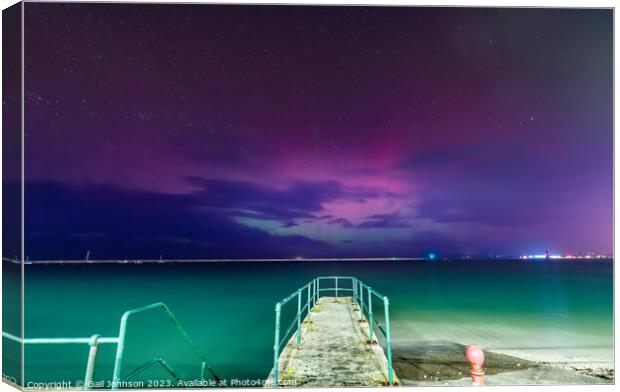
[19, 4, 612, 260]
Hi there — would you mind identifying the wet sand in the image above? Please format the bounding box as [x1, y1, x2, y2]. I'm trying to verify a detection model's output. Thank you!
[392, 341, 613, 385]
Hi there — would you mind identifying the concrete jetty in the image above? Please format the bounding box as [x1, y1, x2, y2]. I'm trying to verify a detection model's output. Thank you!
[266, 296, 399, 387]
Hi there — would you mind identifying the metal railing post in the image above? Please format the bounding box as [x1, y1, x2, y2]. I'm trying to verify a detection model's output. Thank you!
[296, 289, 302, 345]
[5, 302, 220, 389]
[83, 335, 100, 389]
[335, 277, 339, 297]
[384, 297, 393, 385]
[273, 302, 281, 387]
[359, 282, 365, 321]
[307, 284, 311, 314]
[368, 288, 374, 342]
[111, 315, 128, 389]
[317, 278, 320, 302]
[313, 279, 317, 307]
[352, 278, 357, 303]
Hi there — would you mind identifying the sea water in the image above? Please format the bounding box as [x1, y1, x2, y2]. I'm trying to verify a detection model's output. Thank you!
[3, 259, 613, 386]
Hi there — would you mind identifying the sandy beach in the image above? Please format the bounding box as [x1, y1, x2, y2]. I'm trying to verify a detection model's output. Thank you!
[392, 340, 613, 386]
[391, 314, 613, 385]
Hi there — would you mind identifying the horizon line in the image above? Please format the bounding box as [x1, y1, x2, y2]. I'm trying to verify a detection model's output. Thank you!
[2, 256, 614, 264]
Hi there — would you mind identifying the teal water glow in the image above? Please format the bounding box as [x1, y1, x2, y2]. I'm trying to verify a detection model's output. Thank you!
[4, 259, 613, 387]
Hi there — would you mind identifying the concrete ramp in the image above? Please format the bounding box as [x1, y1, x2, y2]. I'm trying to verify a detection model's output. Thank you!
[266, 296, 399, 387]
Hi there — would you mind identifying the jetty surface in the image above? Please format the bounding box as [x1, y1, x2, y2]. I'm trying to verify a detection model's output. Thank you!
[266, 296, 398, 387]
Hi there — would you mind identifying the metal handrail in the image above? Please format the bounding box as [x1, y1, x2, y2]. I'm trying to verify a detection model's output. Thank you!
[271, 276, 394, 387]
[111, 302, 219, 388]
[1, 332, 119, 345]
[354, 279, 394, 386]
[2, 331, 119, 388]
[2, 302, 219, 389]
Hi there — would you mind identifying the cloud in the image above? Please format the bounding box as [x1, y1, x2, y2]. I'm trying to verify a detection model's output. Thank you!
[326, 218, 355, 228]
[24, 181, 332, 260]
[399, 141, 610, 228]
[23, 177, 404, 260]
[184, 177, 381, 227]
[325, 213, 412, 229]
[358, 212, 412, 228]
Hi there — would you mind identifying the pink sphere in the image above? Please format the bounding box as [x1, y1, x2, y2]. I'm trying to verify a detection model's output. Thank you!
[466, 345, 485, 367]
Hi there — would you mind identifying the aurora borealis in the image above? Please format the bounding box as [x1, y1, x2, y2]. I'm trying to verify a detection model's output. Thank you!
[17, 4, 612, 260]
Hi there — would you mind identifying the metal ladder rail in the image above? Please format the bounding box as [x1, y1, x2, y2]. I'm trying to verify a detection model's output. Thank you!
[121, 357, 181, 384]
[2, 302, 220, 389]
[111, 302, 219, 388]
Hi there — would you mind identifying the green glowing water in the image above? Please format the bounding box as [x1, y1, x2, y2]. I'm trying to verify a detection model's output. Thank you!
[2, 259, 613, 387]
